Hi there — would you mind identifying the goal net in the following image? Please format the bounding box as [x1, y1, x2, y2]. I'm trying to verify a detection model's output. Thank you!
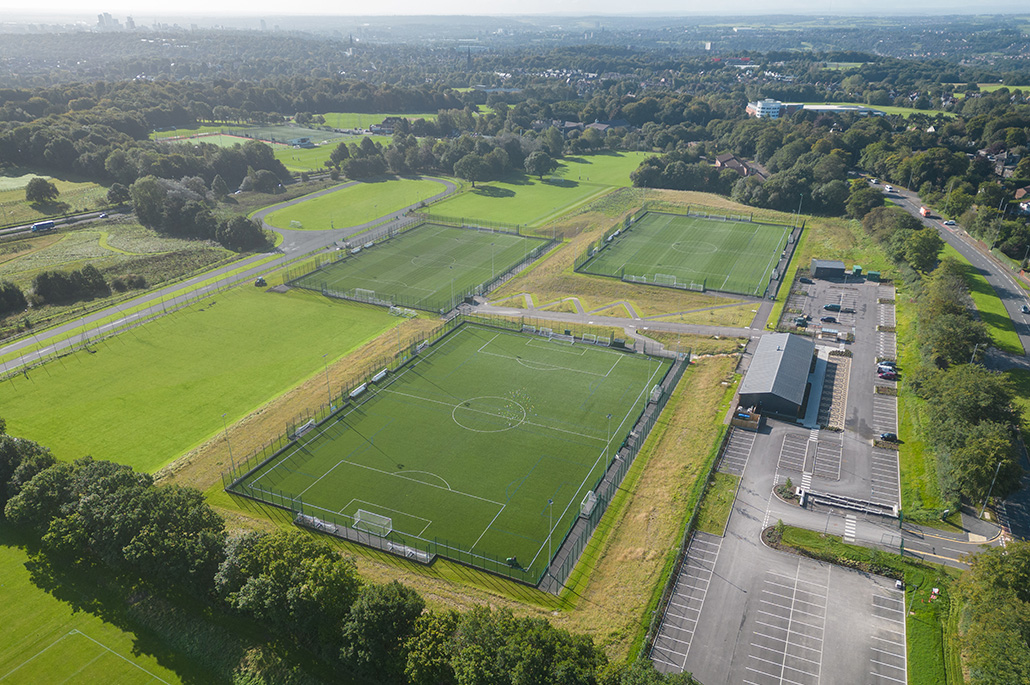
[355, 288, 377, 302]
[654, 273, 677, 287]
[354, 509, 393, 536]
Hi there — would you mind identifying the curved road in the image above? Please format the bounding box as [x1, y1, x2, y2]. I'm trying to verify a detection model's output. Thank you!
[0, 177, 458, 370]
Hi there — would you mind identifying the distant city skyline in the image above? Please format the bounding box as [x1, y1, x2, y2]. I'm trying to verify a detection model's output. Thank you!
[1, 0, 1027, 18]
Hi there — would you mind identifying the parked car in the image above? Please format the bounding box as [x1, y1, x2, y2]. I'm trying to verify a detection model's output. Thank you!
[799, 277, 814, 284]
[879, 432, 898, 442]
[878, 361, 897, 371]
[794, 317, 808, 327]
[823, 303, 841, 311]
[879, 371, 898, 380]
[820, 316, 837, 323]
[1022, 304, 1030, 314]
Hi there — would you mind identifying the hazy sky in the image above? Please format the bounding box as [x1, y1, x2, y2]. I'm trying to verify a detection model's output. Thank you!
[2, 0, 1027, 17]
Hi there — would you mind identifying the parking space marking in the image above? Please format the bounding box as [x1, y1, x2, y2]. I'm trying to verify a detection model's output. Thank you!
[813, 431, 842, 481]
[869, 449, 901, 506]
[650, 533, 723, 673]
[870, 590, 907, 684]
[777, 432, 809, 473]
[744, 563, 829, 685]
[719, 428, 757, 477]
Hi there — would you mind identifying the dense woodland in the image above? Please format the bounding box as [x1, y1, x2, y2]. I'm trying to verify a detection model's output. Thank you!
[3, 18, 1030, 683]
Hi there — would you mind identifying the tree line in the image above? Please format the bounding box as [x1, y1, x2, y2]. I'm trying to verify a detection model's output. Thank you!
[0, 425, 696, 685]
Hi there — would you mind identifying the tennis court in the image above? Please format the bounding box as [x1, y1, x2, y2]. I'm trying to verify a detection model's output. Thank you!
[581, 212, 791, 296]
[291, 223, 552, 312]
[232, 323, 671, 582]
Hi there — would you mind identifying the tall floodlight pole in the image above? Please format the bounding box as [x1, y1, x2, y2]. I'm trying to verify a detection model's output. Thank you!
[222, 413, 236, 474]
[794, 193, 804, 229]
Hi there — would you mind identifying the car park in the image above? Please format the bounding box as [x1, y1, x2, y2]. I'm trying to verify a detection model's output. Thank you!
[821, 316, 837, 323]
[878, 371, 898, 380]
[879, 432, 898, 442]
[799, 277, 814, 284]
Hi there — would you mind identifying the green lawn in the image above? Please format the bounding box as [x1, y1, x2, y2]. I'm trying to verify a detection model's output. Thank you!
[264, 178, 448, 231]
[430, 152, 650, 227]
[694, 471, 739, 535]
[0, 288, 397, 473]
[320, 112, 438, 129]
[273, 136, 393, 173]
[163, 133, 289, 150]
[293, 223, 551, 312]
[0, 176, 107, 226]
[580, 212, 790, 297]
[150, 124, 229, 139]
[0, 531, 184, 684]
[942, 243, 1023, 355]
[233, 323, 671, 584]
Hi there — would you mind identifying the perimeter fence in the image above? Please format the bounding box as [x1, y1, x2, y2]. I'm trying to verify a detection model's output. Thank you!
[222, 315, 689, 589]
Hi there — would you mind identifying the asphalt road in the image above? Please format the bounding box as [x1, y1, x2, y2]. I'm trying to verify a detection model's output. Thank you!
[885, 184, 1030, 355]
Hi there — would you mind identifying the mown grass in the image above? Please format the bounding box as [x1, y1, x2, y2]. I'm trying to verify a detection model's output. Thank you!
[431, 152, 648, 227]
[638, 330, 746, 357]
[777, 526, 963, 685]
[800, 101, 957, 118]
[319, 112, 438, 129]
[0, 287, 396, 473]
[264, 178, 447, 230]
[941, 243, 1023, 354]
[694, 472, 739, 535]
[895, 285, 945, 518]
[0, 528, 186, 684]
[0, 175, 108, 227]
[273, 136, 393, 173]
[1005, 368, 1030, 434]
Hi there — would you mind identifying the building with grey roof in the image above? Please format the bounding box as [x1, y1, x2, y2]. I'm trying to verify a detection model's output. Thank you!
[738, 333, 815, 417]
[811, 259, 846, 279]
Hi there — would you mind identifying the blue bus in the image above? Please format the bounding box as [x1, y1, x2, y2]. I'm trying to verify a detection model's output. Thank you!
[31, 220, 55, 232]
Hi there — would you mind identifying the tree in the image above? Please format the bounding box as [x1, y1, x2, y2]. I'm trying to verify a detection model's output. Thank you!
[129, 176, 167, 228]
[25, 177, 59, 204]
[949, 421, 1020, 502]
[453, 153, 489, 188]
[524, 150, 558, 180]
[210, 174, 229, 198]
[404, 610, 460, 685]
[0, 281, 27, 318]
[106, 183, 130, 206]
[341, 581, 425, 682]
[905, 229, 945, 273]
[846, 185, 885, 220]
[216, 216, 265, 251]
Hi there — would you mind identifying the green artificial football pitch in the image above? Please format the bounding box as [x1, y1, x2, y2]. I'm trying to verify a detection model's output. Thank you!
[581, 212, 791, 296]
[233, 324, 671, 582]
[292, 223, 552, 312]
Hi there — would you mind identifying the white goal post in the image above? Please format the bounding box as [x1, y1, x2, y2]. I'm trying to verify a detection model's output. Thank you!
[354, 509, 393, 536]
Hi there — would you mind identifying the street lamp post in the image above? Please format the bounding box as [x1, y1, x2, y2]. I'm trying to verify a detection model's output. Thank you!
[606, 413, 612, 460]
[794, 193, 804, 229]
[222, 412, 236, 474]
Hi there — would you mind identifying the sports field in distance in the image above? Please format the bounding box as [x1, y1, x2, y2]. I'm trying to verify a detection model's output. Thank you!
[581, 211, 791, 296]
[264, 178, 447, 230]
[292, 223, 552, 311]
[233, 324, 671, 581]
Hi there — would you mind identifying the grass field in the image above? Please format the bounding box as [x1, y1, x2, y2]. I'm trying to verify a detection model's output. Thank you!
[163, 133, 289, 150]
[274, 136, 393, 173]
[942, 244, 1023, 354]
[581, 212, 790, 296]
[0, 175, 107, 227]
[264, 178, 448, 231]
[320, 112, 438, 129]
[0, 288, 396, 473]
[0, 531, 183, 684]
[431, 152, 650, 226]
[233, 323, 671, 582]
[293, 223, 551, 311]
